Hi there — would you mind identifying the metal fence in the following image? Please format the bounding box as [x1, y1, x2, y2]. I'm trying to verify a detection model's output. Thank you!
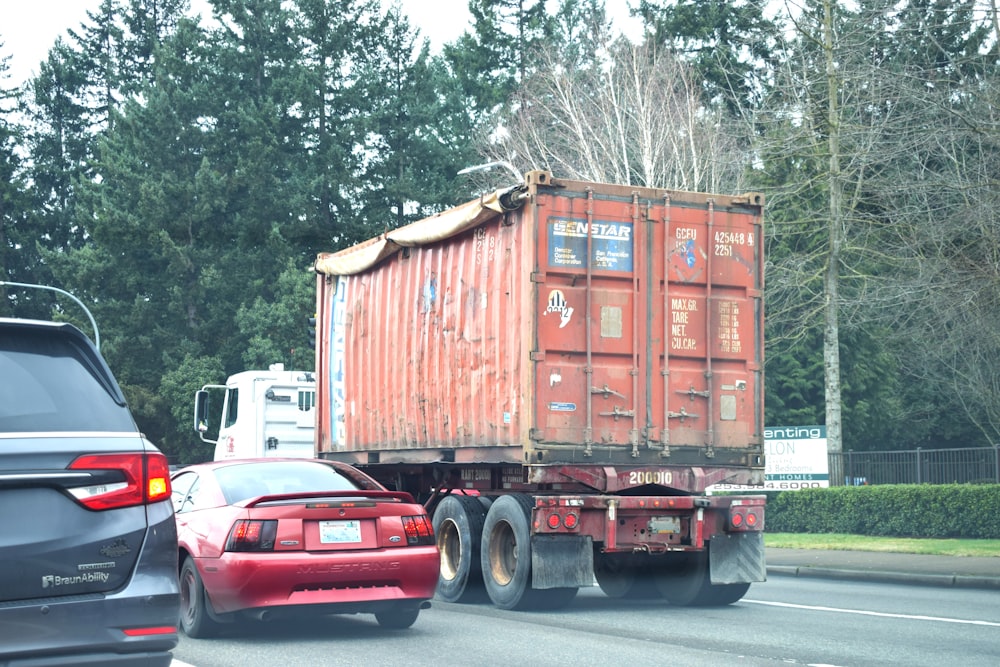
[831, 447, 1000, 486]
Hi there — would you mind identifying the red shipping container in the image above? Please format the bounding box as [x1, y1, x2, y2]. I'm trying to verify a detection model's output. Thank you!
[315, 171, 764, 491]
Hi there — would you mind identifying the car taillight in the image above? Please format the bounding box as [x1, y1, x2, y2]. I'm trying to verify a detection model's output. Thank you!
[401, 515, 434, 546]
[68, 452, 173, 511]
[225, 520, 278, 552]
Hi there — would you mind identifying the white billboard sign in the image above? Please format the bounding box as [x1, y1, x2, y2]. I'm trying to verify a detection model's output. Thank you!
[709, 425, 829, 492]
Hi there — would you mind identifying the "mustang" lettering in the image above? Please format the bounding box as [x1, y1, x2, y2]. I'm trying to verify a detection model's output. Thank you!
[296, 561, 400, 575]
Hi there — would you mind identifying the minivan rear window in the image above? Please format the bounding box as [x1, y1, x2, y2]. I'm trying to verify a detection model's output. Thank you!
[0, 329, 136, 433]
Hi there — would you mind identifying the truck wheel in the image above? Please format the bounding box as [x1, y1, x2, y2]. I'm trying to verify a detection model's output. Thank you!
[653, 552, 708, 606]
[433, 495, 487, 603]
[693, 581, 751, 606]
[481, 494, 535, 610]
[594, 555, 638, 598]
[180, 557, 219, 638]
[533, 586, 579, 610]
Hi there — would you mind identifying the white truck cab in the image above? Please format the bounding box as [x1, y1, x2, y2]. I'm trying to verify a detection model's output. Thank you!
[194, 364, 316, 460]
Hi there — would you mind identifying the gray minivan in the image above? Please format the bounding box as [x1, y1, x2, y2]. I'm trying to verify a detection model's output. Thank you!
[0, 318, 179, 666]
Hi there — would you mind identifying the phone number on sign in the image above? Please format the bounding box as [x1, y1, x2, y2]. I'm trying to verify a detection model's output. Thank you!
[712, 481, 827, 491]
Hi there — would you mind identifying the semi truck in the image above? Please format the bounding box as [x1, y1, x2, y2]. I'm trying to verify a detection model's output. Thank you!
[194, 364, 316, 460]
[313, 170, 766, 610]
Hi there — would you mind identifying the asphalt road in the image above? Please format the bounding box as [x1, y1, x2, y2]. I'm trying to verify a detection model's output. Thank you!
[170, 557, 1000, 667]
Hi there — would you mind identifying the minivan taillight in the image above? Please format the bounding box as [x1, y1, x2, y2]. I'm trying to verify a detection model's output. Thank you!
[67, 452, 173, 510]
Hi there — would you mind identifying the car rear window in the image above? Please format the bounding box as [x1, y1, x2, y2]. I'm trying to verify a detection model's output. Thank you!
[0, 328, 136, 433]
[216, 461, 362, 504]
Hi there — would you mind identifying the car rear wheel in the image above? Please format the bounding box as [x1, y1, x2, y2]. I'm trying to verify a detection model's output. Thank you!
[180, 557, 219, 638]
[375, 607, 420, 629]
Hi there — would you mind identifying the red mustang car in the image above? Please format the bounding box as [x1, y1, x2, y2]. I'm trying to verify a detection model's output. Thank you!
[171, 458, 438, 637]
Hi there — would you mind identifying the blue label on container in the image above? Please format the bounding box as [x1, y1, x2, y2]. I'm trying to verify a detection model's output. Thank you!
[547, 218, 633, 271]
[549, 402, 577, 412]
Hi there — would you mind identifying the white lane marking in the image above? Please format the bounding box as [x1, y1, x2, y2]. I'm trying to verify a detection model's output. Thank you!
[744, 599, 1000, 627]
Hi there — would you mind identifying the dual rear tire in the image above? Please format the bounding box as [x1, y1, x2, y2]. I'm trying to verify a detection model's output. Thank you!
[433, 494, 488, 603]
[597, 549, 751, 606]
[434, 493, 578, 610]
[480, 495, 578, 610]
[432, 495, 749, 610]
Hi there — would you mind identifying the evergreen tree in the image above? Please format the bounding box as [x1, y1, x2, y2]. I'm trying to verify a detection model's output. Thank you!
[22, 41, 93, 258]
[0, 42, 37, 315]
[358, 4, 481, 232]
[37, 12, 225, 453]
[444, 0, 553, 115]
[637, 0, 779, 113]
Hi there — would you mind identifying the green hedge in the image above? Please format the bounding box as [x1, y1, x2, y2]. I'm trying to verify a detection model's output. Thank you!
[762, 484, 1000, 539]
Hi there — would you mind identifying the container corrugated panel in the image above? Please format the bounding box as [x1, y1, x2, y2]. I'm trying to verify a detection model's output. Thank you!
[315, 172, 764, 473]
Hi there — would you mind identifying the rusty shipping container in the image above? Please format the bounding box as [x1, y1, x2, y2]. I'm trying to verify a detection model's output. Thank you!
[314, 171, 764, 493]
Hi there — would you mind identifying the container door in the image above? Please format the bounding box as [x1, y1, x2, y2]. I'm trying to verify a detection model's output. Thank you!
[533, 190, 644, 456]
[647, 194, 764, 458]
[532, 187, 763, 466]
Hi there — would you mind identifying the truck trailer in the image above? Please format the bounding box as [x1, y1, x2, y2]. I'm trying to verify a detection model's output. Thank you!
[313, 171, 766, 610]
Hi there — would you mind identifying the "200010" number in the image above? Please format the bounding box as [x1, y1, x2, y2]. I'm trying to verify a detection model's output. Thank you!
[628, 470, 673, 485]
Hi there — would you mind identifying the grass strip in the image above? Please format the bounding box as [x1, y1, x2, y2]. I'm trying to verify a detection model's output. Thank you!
[764, 533, 1000, 558]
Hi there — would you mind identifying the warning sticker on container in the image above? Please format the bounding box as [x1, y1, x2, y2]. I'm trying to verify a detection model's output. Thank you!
[547, 218, 633, 271]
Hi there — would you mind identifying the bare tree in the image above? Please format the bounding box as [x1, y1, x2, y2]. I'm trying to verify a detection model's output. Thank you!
[488, 37, 748, 193]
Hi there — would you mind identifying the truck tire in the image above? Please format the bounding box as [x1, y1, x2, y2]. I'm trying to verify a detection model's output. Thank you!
[594, 554, 639, 598]
[594, 557, 661, 600]
[653, 552, 708, 606]
[692, 581, 751, 606]
[481, 494, 535, 610]
[532, 586, 579, 610]
[433, 494, 487, 603]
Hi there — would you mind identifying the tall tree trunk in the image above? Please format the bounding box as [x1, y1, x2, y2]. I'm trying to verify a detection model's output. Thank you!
[822, 0, 844, 485]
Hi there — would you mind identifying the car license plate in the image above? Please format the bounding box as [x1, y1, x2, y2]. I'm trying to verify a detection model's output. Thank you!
[319, 520, 362, 544]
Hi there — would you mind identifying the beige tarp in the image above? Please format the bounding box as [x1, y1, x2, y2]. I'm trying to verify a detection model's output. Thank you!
[315, 187, 524, 276]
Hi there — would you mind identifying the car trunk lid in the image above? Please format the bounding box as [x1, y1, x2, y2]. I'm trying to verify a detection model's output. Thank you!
[237, 490, 426, 552]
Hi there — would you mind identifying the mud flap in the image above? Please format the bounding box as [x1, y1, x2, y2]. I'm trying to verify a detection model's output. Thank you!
[709, 532, 767, 584]
[531, 535, 595, 589]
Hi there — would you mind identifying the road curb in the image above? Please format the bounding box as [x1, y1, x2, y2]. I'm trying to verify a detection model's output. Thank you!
[767, 565, 1000, 590]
